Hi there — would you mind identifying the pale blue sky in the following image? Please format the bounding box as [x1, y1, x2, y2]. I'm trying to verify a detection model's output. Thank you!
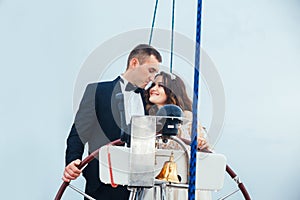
[0, 0, 300, 199]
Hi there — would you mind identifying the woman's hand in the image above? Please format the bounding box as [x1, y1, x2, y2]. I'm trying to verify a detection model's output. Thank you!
[197, 136, 210, 151]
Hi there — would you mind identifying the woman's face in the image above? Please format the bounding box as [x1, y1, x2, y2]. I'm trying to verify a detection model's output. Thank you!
[149, 75, 167, 108]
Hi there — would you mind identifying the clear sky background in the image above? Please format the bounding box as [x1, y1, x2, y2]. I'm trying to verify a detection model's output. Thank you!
[0, 0, 300, 199]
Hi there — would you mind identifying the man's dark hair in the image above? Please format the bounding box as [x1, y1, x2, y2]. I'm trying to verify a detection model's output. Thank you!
[126, 44, 162, 69]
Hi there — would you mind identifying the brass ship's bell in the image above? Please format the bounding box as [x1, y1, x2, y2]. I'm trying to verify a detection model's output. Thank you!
[156, 152, 180, 183]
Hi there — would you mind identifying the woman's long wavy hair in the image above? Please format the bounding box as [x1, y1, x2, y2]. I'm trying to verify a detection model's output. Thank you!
[145, 71, 192, 115]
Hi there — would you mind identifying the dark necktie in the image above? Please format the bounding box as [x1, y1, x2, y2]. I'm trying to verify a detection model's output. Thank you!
[125, 82, 143, 93]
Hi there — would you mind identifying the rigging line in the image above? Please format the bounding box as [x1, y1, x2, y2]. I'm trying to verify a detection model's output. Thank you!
[149, 0, 159, 45]
[188, 0, 203, 199]
[170, 0, 175, 73]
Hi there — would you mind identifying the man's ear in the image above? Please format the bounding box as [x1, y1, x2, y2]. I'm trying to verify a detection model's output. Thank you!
[129, 57, 139, 69]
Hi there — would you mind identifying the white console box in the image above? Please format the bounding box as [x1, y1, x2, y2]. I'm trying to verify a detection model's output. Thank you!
[99, 116, 226, 190]
[99, 146, 226, 190]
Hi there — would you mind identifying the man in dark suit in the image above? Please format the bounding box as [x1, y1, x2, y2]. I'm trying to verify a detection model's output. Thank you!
[62, 44, 162, 199]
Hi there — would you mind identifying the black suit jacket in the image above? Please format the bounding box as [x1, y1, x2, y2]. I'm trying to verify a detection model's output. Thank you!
[65, 76, 146, 193]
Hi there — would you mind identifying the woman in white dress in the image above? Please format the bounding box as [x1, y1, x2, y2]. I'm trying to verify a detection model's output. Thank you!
[144, 71, 212, 200]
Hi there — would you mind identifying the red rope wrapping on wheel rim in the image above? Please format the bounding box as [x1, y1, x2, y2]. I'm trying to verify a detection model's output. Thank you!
[54, 139, 123, 200]
[226, 165, 251, 200]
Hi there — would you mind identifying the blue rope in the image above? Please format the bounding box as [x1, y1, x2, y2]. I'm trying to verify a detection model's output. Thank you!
[188, 0, 202, 199]
[170, 0, 175, 73]
[149, 0, 159, 45]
